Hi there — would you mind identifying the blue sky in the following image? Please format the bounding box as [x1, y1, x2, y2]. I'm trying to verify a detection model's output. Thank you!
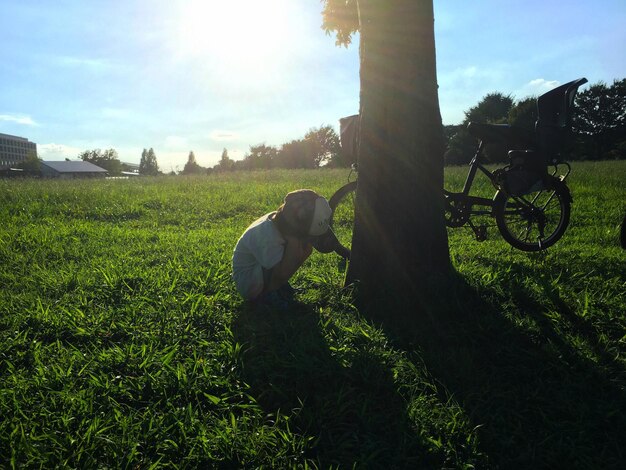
[1, 0, 624, 171]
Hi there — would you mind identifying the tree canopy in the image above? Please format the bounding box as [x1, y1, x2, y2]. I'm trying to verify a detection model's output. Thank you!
[573, 78, 626, 160]
[214, 148, 235, 172]
[464, 93, 514, 124]
[321, 0, 358, 46]
[212, 125, 341, 172]
[182, 151, 204, 175]
[79, 148, 122, 175]
[139, 148, 160, 176]
[17, 150, 41, 173]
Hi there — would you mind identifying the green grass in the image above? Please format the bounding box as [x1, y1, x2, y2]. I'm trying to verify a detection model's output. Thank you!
[0, 162, 624, 468]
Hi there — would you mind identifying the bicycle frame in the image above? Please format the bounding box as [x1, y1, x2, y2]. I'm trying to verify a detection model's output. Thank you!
[446, 140, 572, 206]
[444, 141, 497, 217]
[443, 131, 575, 248]
[443, 141, 497, 228]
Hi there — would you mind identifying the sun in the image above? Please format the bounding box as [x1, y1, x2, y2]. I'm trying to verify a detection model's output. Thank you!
[175, 0, 294, 74]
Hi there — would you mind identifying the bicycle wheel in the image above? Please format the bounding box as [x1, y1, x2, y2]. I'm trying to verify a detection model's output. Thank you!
[328, 181, 357, 258]
[494, 177, 571, 251]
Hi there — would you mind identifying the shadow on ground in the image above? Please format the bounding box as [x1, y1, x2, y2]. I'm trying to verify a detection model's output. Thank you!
[363, 269, 626, 469]
[232, 302, 442, 469]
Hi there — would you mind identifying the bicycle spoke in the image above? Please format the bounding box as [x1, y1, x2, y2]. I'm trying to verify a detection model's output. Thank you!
[495, 180, 570, 251]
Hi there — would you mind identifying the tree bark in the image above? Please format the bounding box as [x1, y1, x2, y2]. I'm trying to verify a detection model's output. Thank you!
[347, 0, 450, 299]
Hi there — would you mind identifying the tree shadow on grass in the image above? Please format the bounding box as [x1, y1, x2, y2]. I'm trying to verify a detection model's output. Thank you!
[232, 302, 440, 469]
[363, 270, 626, 469]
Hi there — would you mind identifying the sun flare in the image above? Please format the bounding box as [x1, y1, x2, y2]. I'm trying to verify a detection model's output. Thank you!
[175, 0, 293, 73]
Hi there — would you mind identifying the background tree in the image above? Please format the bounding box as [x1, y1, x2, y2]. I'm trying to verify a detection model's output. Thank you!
[140, 149, 147, 170]
[275, 139, 312, 169]
[444, 93, 517, 164]
[573, 79, 626, 160]
[205, 125, 342, 172]
[323, 0, 450, 298]
[303, 125, 341, 167]
[242, 144, 277, 170]
[507, 97, 537, 132]
[464, 92, 513, 124]
[471, 93, 514, 162]
[79, 148, 122, 175]
[182, 151, 204, 175]
[139, 148, 160, 175]
[18, 150, 41, 173]
[450, 93, 515, 164]
[444, 126, 476, 165]
[214, 148, 235, 172]
[270, 126, 340, 169]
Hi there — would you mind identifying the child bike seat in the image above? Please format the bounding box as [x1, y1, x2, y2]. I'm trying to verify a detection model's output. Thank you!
[467, 122, 535, 148]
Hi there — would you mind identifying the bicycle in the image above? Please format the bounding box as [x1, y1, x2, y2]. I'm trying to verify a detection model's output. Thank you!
[327, 78, 588, 258]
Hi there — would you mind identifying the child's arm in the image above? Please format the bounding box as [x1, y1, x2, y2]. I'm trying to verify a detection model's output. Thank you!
[265, 235, 312, 292]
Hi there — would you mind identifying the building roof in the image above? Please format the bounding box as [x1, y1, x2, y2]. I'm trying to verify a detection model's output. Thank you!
[42, 161, 108, 173]
[0, 132, 32, 142]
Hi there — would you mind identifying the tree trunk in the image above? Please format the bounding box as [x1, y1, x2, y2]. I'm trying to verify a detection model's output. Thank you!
[347, 0, 450, 299]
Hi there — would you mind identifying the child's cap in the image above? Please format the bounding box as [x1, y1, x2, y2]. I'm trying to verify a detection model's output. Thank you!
[309, 196, 333, 236]
[282, 189, 332, 237]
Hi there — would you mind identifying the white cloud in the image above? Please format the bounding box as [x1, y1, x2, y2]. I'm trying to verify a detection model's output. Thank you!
[457, 66, 479, 79]
[209, 130, 238, 141]
[517, 79, 561, 98]
[164, 135, 188, 149]
[0, 114, 38, 126]
[38, 143, 83, 160]
[438, 66, 504, 124]
[54, 55, 110, 70]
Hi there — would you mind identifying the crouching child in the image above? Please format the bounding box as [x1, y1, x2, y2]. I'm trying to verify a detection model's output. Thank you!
[232, 189, 340, 309]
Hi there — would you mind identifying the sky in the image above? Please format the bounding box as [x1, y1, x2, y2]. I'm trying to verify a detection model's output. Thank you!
[1, 0, 624, 171]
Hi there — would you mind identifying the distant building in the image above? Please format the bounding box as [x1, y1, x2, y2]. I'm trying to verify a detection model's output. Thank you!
[120, 161, 141, 177]
[0, 133, 37, 169]
[121, 161, 140, 172]
[41, 161, 108, 179]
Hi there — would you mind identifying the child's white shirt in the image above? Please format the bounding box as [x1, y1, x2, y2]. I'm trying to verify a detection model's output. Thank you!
[232, 213, 285, 300]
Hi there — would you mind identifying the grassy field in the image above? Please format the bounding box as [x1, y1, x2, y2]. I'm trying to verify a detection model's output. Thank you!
[1, 161, 625, 469]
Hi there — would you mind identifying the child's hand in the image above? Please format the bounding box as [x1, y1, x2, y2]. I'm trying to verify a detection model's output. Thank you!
[266, 235, 313, 292]
[285, 235, 312, 262]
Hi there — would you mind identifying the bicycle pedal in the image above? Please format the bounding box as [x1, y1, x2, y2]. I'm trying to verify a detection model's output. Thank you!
[474, 225, 488, 242]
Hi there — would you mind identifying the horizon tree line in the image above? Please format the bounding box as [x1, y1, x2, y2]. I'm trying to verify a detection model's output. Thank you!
[16, 77, 621, 176]
[444, 78, 625, 164]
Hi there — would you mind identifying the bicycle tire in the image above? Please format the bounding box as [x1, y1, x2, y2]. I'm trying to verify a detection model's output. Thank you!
[328, 181, 357, 258]
[494, 176, 571, 251]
